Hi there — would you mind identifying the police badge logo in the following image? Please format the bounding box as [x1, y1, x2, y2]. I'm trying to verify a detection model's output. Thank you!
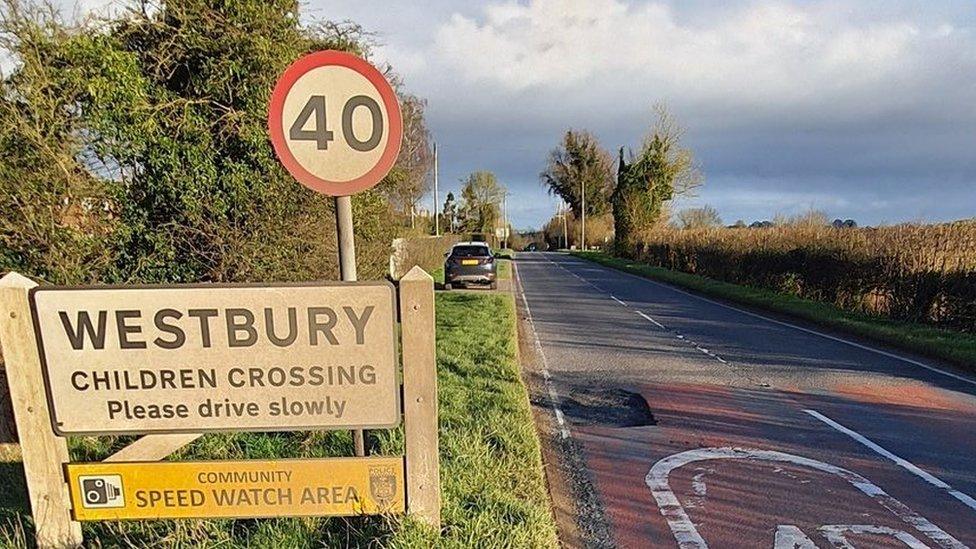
[369, 465, 398, 503]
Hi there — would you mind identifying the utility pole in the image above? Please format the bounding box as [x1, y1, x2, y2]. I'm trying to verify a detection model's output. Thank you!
[433, 142, 439, 236]
[580, 178, 586, 251]
[555, 204, 568, 250]
[501, 192, 508, 249]
[562, 205, 568, 249]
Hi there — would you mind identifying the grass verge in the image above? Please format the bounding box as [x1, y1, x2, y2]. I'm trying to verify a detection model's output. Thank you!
[573, 251, 976, 369]
[0, 289, 556, 548]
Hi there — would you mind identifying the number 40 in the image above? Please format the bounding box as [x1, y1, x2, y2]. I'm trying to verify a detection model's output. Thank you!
[289, 95, 383, 152]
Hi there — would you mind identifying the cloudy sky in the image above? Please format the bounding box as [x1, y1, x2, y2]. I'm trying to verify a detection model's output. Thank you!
[69, 1, 976, 229]
[313, 0, 976, 229]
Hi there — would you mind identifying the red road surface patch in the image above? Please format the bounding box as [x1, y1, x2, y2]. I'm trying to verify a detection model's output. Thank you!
[572, 383, 972, 548]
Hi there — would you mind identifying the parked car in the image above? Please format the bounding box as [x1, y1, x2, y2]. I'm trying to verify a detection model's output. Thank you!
[444, 242, 497, 290]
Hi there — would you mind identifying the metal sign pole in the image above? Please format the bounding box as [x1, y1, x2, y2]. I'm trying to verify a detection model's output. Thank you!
[336, 195, 365, 456]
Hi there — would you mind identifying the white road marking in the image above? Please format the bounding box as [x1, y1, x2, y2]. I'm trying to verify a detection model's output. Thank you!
[691, 471, 708, 497]
[548, 253, 737, 369]
[774, 525, 820, 548]
[646, 447, 967, 549]
[820, 524, 931, 549]
[636, 310, 667, 330]
[514, 261, 571, 440]
[631, 309, 739, 368]
[805, 409, 976, 513]
[559, 254, 976, 388]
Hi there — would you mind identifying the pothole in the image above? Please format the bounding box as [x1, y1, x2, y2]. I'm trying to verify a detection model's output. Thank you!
[558, 387, 656, 428]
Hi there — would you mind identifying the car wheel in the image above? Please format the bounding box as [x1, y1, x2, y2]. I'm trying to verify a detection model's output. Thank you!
[444, 282, 452, 291]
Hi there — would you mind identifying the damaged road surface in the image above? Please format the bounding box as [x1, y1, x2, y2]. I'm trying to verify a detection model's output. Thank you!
[515, 252, 976, 549]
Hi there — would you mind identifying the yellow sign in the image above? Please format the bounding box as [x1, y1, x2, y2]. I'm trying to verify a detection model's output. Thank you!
[66, 457, 404, 521]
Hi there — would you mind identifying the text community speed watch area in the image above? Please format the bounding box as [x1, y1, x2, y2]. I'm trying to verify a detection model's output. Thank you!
[30, 282, 399, 435]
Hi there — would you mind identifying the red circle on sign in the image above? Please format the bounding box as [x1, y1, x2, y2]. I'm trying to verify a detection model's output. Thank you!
[268, 50, 403, 196]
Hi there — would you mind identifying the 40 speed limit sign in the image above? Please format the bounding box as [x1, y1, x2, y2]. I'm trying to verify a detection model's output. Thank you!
[269, 50, 403, 196]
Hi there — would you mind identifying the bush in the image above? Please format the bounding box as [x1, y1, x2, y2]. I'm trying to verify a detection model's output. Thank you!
[621, 223, 976, 332]
[0, 1, 396, 285]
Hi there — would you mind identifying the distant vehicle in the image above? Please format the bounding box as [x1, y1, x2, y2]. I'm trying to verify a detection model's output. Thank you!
[524, 243, 538, 252]
[444, 242, 497, 290]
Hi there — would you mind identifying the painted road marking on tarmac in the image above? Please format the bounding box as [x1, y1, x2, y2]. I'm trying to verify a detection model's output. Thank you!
[546, 252, 742, 371]
[646, 447, 967, 549]
[554, 253, 744, 373]
[820, 524, 930, 549]
[805, 409, 976, 513]
[636, 310, 667, 330]
[557, 254, 976, 389]
[514, 261, 571, 440]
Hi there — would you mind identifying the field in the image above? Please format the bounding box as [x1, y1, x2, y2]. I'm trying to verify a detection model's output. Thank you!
[0, 289, 556, 548]
[619, 223, 976, 333]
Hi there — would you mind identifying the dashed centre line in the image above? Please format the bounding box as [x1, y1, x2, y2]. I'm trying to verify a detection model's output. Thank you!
[547, 252, 739, 371]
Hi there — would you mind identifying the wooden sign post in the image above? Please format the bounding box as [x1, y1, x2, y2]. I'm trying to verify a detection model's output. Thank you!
[400, 267, 440, 526]
[0, 273, 82, 548]
[0, 269, 439, 547]
[0, 50, 437, 549]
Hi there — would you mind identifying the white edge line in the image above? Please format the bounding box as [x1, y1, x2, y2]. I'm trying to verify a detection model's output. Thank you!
[611, 295, 627, 306]
[564, 254, 976, 388]
[805, 409, 976, 513]
[514, 261, 571, 440]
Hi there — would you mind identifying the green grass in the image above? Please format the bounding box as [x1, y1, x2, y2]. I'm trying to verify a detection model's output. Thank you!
[0, 290, 556, 548]
[497, 258, 512, 281]
[573, 251, 976, 369]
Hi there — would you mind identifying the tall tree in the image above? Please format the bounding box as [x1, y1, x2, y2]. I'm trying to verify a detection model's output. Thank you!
[613, 105, 702, 247]
[540, 130, 614, 217]
[377, 93, 433, 222]
[441, 191, 458, 233]
[676, 205, 722, 229]
[459, 171, 504, 235]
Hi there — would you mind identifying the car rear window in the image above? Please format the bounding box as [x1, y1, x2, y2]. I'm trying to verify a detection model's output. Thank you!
[451, 245, 491, 257]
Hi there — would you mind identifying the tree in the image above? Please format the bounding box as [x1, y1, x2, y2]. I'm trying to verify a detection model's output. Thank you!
[677, 205, 722, 229]
[540, 130, 614, 217]
[612, 105, 702, 248]
[459, 171, 504, 235]
[377, 93, 433, 224]
[0, 0, 417, 283]
[441, 192, 458, 233]
[777, 209, 829, 227]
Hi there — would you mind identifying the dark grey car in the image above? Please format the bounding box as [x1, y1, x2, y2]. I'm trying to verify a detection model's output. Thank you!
[444, 242, 497, 290]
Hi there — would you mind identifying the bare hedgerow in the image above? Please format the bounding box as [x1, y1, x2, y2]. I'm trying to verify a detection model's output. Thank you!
[624, 222, 976, 332]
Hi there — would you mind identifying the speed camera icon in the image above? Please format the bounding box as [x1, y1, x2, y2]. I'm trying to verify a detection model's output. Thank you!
[78, 475, 124, 509]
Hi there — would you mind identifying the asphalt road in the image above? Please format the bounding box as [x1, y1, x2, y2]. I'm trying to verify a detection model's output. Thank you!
[514, 252, 976, 549]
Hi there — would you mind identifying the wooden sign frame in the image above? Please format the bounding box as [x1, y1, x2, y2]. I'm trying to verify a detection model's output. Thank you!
[0, 266, 439, 548]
